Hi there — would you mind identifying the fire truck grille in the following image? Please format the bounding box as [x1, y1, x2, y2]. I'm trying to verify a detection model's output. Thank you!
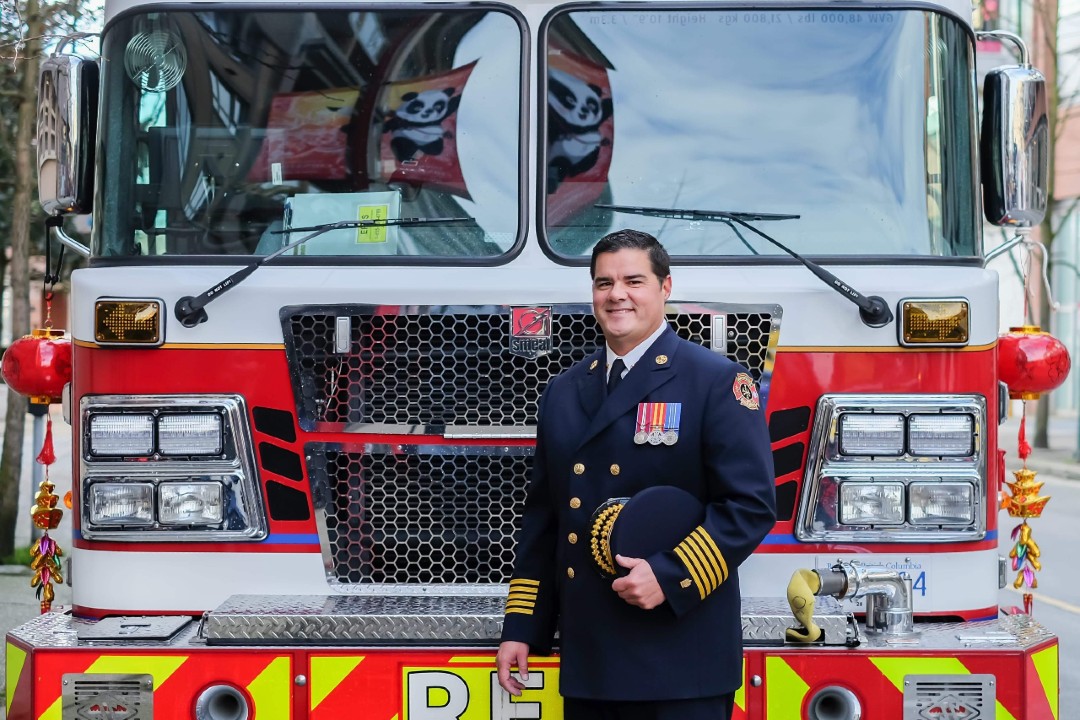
[284, 307, 775, 428]
[315, 445, 532, 584]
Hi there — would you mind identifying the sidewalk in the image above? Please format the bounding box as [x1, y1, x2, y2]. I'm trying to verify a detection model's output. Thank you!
[1001, 412, 1080, 480]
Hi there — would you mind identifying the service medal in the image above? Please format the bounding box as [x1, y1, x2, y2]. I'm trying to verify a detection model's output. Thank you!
[636, 402, 682, 447]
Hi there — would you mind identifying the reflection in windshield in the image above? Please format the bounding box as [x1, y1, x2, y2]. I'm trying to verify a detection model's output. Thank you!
[95, 10, 522, 258]
[543, 9, 977, 258]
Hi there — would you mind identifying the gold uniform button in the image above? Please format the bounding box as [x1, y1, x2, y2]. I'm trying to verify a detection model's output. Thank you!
[573, 463, 585, 475]
[567, 567, 576, 579]
[568, 533, 578, 544]
[610, 464, 620, 476]
[570, 497, 582, 509]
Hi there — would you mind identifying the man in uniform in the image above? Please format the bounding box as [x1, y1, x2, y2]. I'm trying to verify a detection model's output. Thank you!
[496, 229, 776, 719]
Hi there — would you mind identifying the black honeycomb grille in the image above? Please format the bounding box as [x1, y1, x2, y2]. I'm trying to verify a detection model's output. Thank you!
[319, 446, 532, 583]
[284, 307, 773, 428]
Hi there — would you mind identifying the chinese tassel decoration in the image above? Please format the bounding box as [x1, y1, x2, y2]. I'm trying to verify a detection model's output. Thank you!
[1001, 412, 1049, 615]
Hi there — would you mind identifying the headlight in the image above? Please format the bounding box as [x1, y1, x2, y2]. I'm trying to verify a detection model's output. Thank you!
[838, 482, 905, 525]
[88, 414, 154, 456]
[838, 414, 905, 456]
[80, 395, 268, 541]
[908, 482, 975, 525]
[798, 395, 986, 543]
[88, 482, 154, 525]
[159, 482, 223, 525]
[158, 414, 223, 456]
[908, 414, 974, 456]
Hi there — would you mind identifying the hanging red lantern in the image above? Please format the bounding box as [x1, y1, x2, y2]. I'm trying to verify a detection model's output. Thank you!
[1, 328, 72, 404]
[997, 325, 1072, 400]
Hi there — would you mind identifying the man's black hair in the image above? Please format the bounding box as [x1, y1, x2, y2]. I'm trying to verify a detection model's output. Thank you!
[590, 229, 671, 282]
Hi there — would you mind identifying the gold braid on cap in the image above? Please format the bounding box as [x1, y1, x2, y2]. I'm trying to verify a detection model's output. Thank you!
[589, 501, 625, 578]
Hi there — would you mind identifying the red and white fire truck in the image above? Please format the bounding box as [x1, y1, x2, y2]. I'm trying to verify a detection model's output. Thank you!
[5, 0, 1061, 717]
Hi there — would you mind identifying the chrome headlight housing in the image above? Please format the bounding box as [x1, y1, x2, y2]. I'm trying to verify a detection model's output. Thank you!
[80, 395, 267, 541]
[797, 395, 985, 542]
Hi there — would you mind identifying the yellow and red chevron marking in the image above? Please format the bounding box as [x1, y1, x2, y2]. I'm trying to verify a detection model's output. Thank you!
[24, 650, 292, 720]
[10, 642, 1058, 719]
[752, 641, 1058, 720]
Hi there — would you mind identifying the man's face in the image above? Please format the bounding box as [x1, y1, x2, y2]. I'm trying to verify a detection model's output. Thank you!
[592, 248, 671, 356]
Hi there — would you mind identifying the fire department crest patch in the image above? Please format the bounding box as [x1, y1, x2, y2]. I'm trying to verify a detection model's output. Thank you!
[732, 372, 759, 410]
[509, 306, 553, 358]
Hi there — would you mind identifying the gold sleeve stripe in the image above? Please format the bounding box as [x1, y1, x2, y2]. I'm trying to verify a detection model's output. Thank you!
[507, 591, 538, 601]
[673, 546, 707, 600]
[505, 600, 536, 609]
[508, 586, 538, 595]
[683, 535, 720, 591]
[693, 528, 729, 582]
[510, 579, 540, 587]
[678, 544, 712, 595]
[505, 607, 534, 616]
[686, 532, 724, 587]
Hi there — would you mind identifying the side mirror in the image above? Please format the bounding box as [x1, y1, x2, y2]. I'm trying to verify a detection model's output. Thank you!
[979, 30, 1049, 229]
[37, 54, 98, 216]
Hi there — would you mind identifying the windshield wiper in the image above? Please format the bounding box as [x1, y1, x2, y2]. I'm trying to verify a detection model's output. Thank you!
[174, 216, 471, 327]
[596, 203, 893, 328]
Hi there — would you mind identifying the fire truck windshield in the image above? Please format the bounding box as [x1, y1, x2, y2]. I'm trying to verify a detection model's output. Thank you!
[542, 8, 979, 260]
[94, 8, 523, 259]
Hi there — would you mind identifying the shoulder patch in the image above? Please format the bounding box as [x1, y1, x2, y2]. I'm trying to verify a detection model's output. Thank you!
[732, 372, 760, 410]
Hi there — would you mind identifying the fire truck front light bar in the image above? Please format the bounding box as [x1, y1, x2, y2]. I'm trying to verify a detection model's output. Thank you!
[158, 414, 224, 456]
[838, 481, 905, 525]
[908, 414, 975, 456]
[89, 413, 154, 456]
[908, 482, 975, 525]
[88, 482, 154, 525]
[837, 413, 905, 456]
[900, 299, 969, 346]
[158, 482, 224, 525]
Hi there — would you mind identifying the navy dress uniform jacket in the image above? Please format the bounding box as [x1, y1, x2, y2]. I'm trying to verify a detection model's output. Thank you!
[501, 327, 777, 701]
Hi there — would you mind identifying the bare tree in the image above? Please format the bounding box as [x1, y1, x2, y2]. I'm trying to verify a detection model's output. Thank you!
[0, 0, 91, 558]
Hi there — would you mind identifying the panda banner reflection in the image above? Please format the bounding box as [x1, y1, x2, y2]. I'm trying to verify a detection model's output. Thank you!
[546, 43, 615, 227]
[378, 62, 476, 199]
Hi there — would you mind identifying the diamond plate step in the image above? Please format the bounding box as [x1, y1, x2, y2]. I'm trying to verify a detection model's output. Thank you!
[204, 594, 854, 646]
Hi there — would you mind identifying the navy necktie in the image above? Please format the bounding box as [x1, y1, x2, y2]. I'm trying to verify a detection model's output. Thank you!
[607, 358, 626, 395]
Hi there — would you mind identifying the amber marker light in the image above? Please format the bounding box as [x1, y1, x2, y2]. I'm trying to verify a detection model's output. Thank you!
[899, 299, 969, 346]
[94, 299, 163, 345]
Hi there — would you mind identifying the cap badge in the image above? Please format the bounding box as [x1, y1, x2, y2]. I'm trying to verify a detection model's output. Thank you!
[733, 373, 760, 410]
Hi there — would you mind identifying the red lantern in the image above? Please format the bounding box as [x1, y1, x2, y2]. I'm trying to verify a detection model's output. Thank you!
[998, 325, 1072, 400]
[1, 328, 72, 404]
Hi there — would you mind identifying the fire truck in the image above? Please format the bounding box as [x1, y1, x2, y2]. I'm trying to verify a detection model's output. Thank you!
[5, 0, 1060, 717]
